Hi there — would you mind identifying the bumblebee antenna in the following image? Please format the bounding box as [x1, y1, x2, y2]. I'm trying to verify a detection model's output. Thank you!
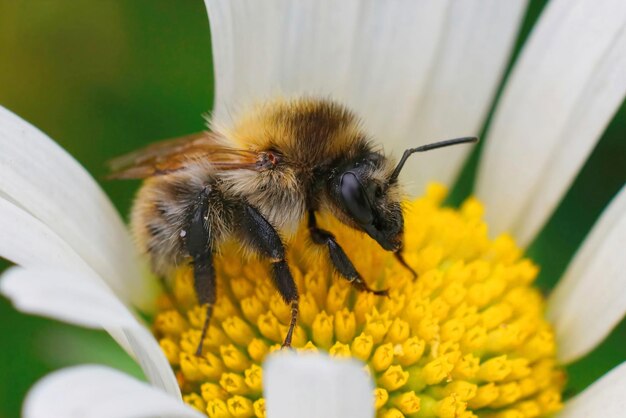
[389, 136, 479, 182]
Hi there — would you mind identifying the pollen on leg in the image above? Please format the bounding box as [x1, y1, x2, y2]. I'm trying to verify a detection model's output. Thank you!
[152, 183, 564, 418]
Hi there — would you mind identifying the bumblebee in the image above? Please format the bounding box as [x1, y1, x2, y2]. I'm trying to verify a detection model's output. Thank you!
[109, 98, 477, 353]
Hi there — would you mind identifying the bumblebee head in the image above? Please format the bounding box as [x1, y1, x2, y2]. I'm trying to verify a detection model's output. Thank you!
[328, 152, 404, 252]
[328, 136, 479, 253]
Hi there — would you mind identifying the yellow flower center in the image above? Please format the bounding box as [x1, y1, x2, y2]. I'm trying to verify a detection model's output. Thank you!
[152, 184, 565, 418]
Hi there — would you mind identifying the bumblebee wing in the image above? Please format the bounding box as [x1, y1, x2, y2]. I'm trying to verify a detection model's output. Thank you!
[107, 132, 260, 179]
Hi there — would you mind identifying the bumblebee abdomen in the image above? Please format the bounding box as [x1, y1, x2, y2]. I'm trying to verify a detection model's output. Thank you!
[130, 163, 237, 276]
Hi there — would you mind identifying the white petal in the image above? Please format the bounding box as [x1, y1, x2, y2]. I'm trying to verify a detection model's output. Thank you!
[0, 196, 98, 276]
[24, 365, 203, 418]
[0, 267, 181, 398]
[0, 266, 136, 328]
[476, 0, 626, 245]
[0, 106, 157, 311]
[558, 362, 626, 418]
[264, 352, 374, 418]
[205, 0, 526, 193]
[547, 186, 626, 364]
[393, 1, 527, 193]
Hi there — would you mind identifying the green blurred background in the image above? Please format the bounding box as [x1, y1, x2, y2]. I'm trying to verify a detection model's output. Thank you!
[0, 1, 624, 417]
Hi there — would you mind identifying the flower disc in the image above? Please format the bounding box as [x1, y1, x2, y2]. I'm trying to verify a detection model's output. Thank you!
[153, 184, 564, 418]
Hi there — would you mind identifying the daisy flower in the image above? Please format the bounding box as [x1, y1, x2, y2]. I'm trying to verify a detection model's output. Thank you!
[1, 1, 625, 417]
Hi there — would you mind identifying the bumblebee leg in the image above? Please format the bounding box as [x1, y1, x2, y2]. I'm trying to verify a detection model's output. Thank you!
[239, 204, 299, 348]
[191, 254, 215, 356]
[308, 211, 388, 296]
[185, 186, 216, 356]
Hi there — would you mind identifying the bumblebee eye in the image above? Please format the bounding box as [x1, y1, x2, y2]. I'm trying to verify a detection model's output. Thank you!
[340, 172, 374, 225]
